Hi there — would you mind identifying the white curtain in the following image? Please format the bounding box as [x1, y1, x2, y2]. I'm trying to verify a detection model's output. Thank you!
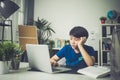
[11, 0, 25, 42]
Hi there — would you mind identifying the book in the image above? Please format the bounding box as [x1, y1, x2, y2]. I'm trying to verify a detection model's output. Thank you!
[77, 66, 110, 79]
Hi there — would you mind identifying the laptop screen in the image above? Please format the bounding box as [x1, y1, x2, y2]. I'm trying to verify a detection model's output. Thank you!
[26, 44, 53, 73]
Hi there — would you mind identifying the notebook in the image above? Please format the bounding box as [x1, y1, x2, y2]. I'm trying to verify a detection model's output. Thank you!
[26, 44, 71, 73]
[77, 66, 110, 78]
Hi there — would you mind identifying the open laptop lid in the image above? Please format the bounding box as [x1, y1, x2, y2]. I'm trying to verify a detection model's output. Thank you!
[26, 44, 53, 73]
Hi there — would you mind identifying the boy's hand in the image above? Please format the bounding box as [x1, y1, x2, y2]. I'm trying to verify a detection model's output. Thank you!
[50, 55, 59, 67]
[50, 59, 58, 67]
[78, 37, 87, 45]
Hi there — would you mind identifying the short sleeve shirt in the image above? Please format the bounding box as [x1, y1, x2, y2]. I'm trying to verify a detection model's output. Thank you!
[56, 45, 95, 70]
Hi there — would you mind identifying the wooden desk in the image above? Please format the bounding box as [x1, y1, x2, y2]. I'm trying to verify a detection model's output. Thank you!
[0, 62, 111, 80]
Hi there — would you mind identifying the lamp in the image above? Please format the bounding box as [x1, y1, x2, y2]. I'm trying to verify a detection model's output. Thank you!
[0, 0, 19, 19]
[0, 0, 19, 43]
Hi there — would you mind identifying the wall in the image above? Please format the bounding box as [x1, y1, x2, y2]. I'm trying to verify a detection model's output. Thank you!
[34, 0, 120, 50]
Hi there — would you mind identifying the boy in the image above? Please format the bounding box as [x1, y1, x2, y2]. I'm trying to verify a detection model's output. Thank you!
[50, 26, 95, 72]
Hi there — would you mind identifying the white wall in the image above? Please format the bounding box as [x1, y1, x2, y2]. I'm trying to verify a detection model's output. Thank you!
[34, 0, 120, 50]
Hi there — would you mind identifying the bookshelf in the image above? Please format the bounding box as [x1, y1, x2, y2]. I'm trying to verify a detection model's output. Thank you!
[100, 24, 120, 66]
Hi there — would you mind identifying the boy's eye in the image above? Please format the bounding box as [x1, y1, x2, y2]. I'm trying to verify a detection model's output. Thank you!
[70, 36, 80, 41]
[75, 38, 80, 41]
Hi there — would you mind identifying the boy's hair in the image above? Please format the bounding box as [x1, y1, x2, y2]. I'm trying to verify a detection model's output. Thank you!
[69, 26, 89, 39]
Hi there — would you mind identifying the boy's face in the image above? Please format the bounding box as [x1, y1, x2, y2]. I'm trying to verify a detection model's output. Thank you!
[69, 35, 81, 49]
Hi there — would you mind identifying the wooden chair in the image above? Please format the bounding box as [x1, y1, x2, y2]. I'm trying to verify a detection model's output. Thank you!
[18, 25, 38, 61]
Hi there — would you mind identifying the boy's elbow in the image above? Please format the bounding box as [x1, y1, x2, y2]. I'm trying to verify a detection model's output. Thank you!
[87, 63, 94, 66]
[87, 60, 95, 66]
[87, 57, 95, 66]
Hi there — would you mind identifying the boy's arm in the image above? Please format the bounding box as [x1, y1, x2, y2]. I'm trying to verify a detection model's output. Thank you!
[78, 37, 95, 66]
[50, 55, 60, 66]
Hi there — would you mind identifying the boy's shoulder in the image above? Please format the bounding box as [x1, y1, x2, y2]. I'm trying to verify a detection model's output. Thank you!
[64, 44, 71, 47]
[63, 44, 72, 49]
[84, 44, 94, 49]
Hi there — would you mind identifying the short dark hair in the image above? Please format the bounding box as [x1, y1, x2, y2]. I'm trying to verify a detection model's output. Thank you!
[69, 26, 89, 39]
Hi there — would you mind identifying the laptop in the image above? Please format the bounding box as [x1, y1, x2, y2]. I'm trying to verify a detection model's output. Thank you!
[26, 44, 71, 73]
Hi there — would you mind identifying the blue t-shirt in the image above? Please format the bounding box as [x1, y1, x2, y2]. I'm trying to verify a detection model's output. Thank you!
[56, 44, 95, 70]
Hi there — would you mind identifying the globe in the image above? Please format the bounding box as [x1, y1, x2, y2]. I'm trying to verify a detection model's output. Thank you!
[107, 10, 117, 20]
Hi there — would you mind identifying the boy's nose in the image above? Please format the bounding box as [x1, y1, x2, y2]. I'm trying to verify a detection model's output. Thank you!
[71, 40, 75, 44]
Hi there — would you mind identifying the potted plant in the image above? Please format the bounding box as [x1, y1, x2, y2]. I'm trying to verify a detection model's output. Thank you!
[99, 16, 107, 24]
[46, 39, 55, 49]
[0, 41, 23, 72]
[10, 44, 23, 70]
[34, 17, 55, 44]
[0, 43, 9, 74]
[0, 42, 12, 74]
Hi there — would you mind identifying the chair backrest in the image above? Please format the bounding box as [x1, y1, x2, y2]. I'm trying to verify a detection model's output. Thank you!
[18, 25, 38, 51]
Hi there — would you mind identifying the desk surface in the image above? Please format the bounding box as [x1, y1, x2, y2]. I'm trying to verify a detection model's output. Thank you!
[0, 62, 111, 80]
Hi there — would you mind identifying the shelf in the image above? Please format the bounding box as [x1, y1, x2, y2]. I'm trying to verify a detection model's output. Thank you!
[101, 23, 120, 26]
[102, 38, 111, 41]
[102, 50, 111, 52]
[52, 47, 61, 50]
[102, 36, 112, 39]
[100, 23, 120, 66]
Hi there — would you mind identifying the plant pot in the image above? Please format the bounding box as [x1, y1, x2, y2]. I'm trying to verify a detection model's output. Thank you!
[11, 60, 20, 70]
[0, 61, 9, 74]
[101, 20, 106, 24]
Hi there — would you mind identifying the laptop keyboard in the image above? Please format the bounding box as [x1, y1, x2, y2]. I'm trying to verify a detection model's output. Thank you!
[52, 68, 61, 71]
[52, 67, 63, 71]
[52, 66, 71, 72]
